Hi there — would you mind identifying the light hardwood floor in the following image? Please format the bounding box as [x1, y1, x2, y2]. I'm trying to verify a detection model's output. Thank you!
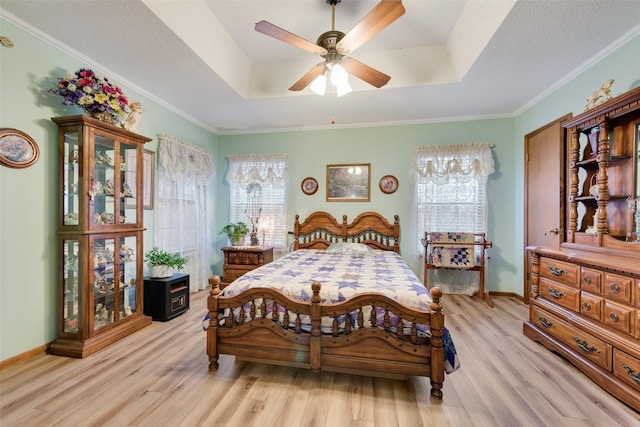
[1, 292, 638, 426]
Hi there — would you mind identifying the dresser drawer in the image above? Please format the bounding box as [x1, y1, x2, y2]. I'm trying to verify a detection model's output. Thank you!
[603, 273, 633, 305]
[540, 257, 579, 287]
[636, 279, 640, 308]
[223, 269, 245, 283]
[580, 267, 602, 294]
[603, 300, 635, 335]
[613, 349, 640, 392]
[227, 251, 261, 266]
[531, 305, 612, 370]
[580, 292, 603, 322]
[539, 277, 581, 312]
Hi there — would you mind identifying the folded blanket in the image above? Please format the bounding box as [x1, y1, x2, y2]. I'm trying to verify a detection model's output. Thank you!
[429, 232, 476, 268]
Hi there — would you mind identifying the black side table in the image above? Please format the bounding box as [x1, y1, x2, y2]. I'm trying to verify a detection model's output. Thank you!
[143, 273, 190, 321]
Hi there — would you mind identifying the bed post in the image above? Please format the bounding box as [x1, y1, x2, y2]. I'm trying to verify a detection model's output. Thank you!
[341, 215, 348, 241]
[207, 276, 221, 370]
[393, 215, 400, 253]
[293, 214, 300, 250]
[310, 281, 322, 372]
[429, 287, 444, 399]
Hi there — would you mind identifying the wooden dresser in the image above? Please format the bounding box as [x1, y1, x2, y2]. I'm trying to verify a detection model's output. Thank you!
[525, 248, 640, 410]
[221, 246, 274, 289]
[524, 86, 640, 411]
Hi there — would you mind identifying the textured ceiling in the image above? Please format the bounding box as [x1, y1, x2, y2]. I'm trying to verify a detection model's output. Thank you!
[2, 0, 640, 134]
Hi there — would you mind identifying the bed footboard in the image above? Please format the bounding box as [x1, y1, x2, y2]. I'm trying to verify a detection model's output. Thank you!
[207, 276, 319, 371]
[207, 276, 446, 399]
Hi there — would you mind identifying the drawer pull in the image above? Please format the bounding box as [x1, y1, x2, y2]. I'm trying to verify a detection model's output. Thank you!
[609, 283, 620, 293]
[622, 365, 640, 385]
[582, 277, 591, 285]
[547, 288, 566, 299]
[547, 266, 567, 276]
[537, 315, 553, 328]
[582, 302, 591, 311]
[572, 336, 599, 354]
[609, 312, 619, 322]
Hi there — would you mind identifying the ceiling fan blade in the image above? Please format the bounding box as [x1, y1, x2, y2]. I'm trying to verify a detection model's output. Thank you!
[337, 0, 405, 56]
[342, 57, 391, 88]
[289, 62, 326, 91]
[255, 20, 328, 56]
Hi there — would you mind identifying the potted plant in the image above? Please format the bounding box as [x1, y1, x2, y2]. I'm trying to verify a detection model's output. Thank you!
[144, 246, 188, 278]
[219, 221, 250, 246]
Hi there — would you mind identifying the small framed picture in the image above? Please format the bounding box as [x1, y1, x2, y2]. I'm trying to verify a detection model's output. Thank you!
[379, 175, 399, 194]
[301, 177, 318, 195]
[0, 128, 40, 168]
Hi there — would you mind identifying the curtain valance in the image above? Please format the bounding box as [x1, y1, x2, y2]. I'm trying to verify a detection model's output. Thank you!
[225, 153, 287, 187]
[413, 143, 494, 183]
[157, 134, 215, 183]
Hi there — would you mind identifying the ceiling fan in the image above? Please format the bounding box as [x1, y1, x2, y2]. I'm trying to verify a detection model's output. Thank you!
[255, 0, 405, 95]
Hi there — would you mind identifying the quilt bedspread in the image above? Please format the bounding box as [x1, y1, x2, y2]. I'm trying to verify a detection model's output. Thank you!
[210, 249, 460, 373]
[223, 249, 432, 310]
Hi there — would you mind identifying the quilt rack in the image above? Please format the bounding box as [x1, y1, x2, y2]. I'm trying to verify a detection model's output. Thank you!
[423, 231, 493, 307]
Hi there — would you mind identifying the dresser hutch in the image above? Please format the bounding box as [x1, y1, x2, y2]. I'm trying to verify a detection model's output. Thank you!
[50, 115, 152, 358]
[524, 86, 640, 410]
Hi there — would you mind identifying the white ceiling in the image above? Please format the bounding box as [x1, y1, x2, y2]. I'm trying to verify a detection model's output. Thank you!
[2, 0, 640, 134]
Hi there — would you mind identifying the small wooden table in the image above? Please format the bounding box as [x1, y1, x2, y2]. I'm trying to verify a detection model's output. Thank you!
[221, 246, 274, 289]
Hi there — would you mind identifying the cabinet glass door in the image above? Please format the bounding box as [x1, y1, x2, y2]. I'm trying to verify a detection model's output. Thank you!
[63, 130, 80, 226]
[120, 143, 138, 225]
[93, 237, 116, 330]
[93, 134, 116, 225]
[62, 239, 80, 334]
[119, 235, 137, 319]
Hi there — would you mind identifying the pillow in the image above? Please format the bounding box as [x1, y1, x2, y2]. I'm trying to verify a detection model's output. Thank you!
[326, 242, 374, 255]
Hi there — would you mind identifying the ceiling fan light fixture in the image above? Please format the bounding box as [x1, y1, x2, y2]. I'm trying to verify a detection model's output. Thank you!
[310, 73, 327, 96]
[329, 63, 348, 85]
[336, 80, 352, 97]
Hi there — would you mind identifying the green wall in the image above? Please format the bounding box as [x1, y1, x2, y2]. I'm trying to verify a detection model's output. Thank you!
[1, 13, 638, 362]
[216, 120, 516, 285]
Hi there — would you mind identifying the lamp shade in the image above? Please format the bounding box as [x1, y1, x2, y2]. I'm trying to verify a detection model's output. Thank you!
[310, 73, 327, 96]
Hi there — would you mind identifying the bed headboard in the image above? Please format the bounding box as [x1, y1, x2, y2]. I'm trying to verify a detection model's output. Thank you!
[293, 211, 400, 253]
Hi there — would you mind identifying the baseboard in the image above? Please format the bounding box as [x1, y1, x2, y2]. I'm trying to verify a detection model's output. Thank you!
[0, 343, 50, 371]
[488, 291, 524, 301]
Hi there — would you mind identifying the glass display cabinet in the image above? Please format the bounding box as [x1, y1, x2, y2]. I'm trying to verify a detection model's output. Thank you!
[51, 115, 152, 358]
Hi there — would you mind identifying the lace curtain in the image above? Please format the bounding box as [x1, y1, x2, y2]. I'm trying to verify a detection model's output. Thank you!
[154, 134, 215, 292]
[225, 154, 288, 253]
[413, 143, 494, 295]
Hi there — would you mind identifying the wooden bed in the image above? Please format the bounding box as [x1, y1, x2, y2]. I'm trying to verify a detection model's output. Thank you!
[207, 211, 447, 399]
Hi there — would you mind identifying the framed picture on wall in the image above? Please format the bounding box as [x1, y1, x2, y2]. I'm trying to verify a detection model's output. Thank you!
[0, 128, 40, 168]
[301, 177, 318, 195]
[379, 175, 398, 194]
[326, 163, 370, 202]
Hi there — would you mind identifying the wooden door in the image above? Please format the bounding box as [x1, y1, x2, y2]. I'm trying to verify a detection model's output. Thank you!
[524, 114, 571, 303]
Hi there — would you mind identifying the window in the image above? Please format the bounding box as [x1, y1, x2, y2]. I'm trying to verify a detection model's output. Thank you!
[155, 134, 215, 291]
[226, 154, 287, 252]
[413, 143, 494, 293]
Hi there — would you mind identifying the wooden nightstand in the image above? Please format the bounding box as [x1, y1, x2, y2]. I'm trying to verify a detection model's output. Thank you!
[221, 246, 274, 289]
